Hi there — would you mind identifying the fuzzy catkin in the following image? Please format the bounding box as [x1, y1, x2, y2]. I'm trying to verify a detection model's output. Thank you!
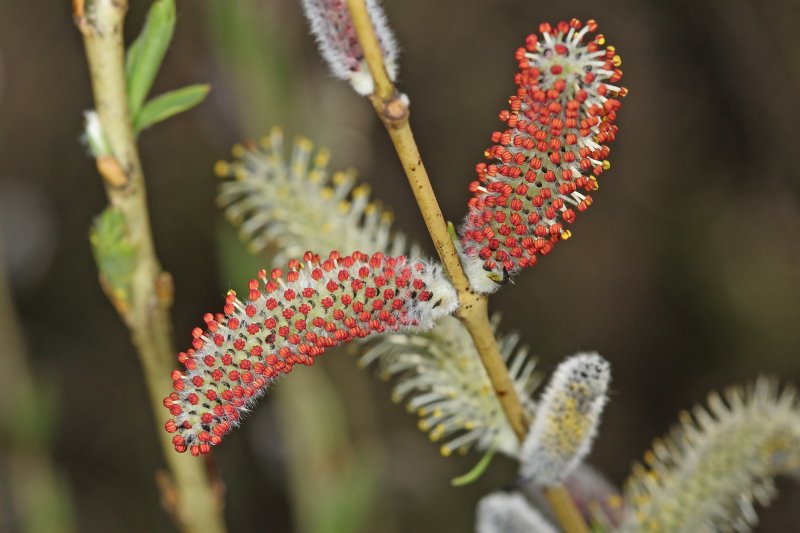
[459, 19, 626, 293]
[519, 352, 610, 485]
[476, 492, 557, 533]
[164, 251, 457, 455]
[620, 378, 800, 533]
[300, 0, 398, 95]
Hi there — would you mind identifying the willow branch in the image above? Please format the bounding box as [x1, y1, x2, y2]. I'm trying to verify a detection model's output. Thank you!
[346, 0, 528, 442]
[346, 2, 588, 532]
[75, 2, 226, 531]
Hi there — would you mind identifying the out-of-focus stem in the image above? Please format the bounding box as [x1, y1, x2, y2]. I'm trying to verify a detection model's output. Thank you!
[0, 236, 75, 533]
[346, 2, 589, 532]
[75, 1, 226, 531]
[545, 486, 591, 533]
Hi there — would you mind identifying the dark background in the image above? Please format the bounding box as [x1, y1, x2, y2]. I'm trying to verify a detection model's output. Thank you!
[1, 0, 799, 531]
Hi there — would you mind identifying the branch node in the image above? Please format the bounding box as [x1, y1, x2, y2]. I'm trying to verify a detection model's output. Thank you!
[96, 155, 129, 188]
[156, 271, 175, 308]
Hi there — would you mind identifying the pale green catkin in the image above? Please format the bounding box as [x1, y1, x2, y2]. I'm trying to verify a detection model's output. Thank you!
[620, 378, 800, 533]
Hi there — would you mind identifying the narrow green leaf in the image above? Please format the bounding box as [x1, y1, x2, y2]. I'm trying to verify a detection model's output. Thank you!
[125, 0, 176, 116]
[451, 443, 498, 487]
[134, 84, 210, 132]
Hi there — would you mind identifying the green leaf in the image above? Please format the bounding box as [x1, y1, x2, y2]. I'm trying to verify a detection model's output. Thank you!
[125, 0, 176, 117]
[134, 84, 210, 132]
[451, 443, 498, 487]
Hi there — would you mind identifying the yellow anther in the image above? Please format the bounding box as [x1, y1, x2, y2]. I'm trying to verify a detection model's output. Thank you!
[603, 160, 611, 170]
[608, 494, 622, 509]
[308, 170, 322, 183]
[213, 160, 230, 177]
[464, 421, 475, 430]
[589, 176, 599, 189]
[613, 55, 622, 67]
[332, 172, 348, 185]
[606, 45, 616, 54]
[644, 450, 657, 466]
[483, 149, 491, 158]
[320, 188, 334, 200]
[314, 148, 330, 168]
[365, 203, 377, 215]
[353, 184, 371, 198]
[433, 408, 443, 418]
[596, 35, 605, 45]
[440, 445, 452, 457]
[380, 211, 394, 224]
[231, 144, 245, 158]
[418, 420, 429, 431]
[295, 136, 313, 153]
[338, 201, 351, 214]
[234, 167, 248, 181]
[417, 407, 427, 417]
[560, 229, 572, 240]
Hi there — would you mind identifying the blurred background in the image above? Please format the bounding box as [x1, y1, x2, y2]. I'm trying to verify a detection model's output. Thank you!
[1, 0, 799, 531]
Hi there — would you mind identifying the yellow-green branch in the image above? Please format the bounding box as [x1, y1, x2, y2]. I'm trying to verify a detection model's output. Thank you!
[75, 1, 226, 531]
[346, 1, 589, 532]
[346, 0, 529, 443]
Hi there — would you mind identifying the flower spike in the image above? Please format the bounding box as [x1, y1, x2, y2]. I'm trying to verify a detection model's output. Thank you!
[520, 352, 610, 486]
[164, 251, 457, 455]
[216, 128, 416, 265]
[459, 19, 626, 293]
[216, 130, 541, 457]
[620, 378, 800, 533]
[361, 314, 539, 457]
[476, 492, 558, 533]
[301, 0, 399, 95]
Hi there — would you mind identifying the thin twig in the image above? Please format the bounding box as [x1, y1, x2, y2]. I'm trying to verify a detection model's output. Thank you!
[345, 0, 529, 443]
[545, 486, 591, 533]
[346, 2, 589, 532]
[76, 1, 226, 531]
